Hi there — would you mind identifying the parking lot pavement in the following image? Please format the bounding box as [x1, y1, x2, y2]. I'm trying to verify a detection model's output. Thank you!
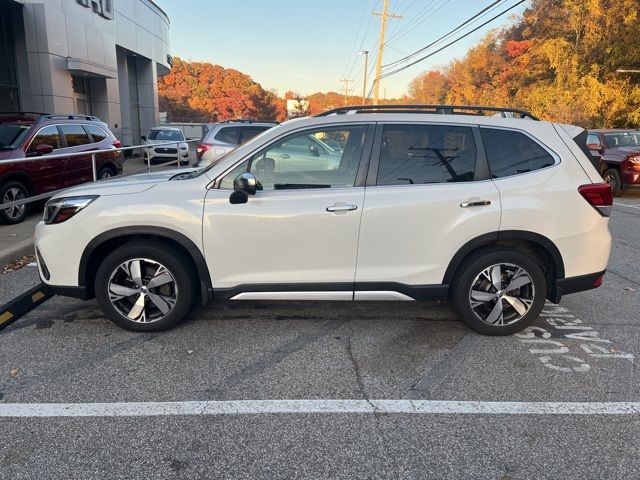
[0, 199, 639, 479]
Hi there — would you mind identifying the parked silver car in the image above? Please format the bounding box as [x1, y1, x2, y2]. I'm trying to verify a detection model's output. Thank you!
[195, 120, 276, 166]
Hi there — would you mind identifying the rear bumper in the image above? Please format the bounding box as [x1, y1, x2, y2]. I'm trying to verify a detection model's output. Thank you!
[549, 270, 606, 303]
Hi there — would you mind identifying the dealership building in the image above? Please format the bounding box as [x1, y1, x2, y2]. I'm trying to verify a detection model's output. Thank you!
[0, 0, 171, 145]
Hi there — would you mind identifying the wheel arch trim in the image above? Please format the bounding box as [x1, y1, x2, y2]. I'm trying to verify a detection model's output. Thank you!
[78, 226, 212, 304]
[442, 231, 565, 284]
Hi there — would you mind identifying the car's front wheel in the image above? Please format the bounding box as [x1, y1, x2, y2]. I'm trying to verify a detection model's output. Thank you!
[603, 168, 622, 197]
[95, 241, 196, 332]
[450, 247, 547, 336]
[0, 180, 30, 224]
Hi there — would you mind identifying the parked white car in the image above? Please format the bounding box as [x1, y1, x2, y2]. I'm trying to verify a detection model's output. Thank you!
[142, 127, 189, 165]
[35, 105, 612, 335]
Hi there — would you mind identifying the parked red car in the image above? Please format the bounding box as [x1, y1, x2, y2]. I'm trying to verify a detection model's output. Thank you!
[0, 112, 122, 224]
[587, 129, 640, 196]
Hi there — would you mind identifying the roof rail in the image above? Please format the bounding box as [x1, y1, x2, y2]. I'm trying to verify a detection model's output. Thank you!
[315, 104, 539, 120]
[42, 114, 100, 121]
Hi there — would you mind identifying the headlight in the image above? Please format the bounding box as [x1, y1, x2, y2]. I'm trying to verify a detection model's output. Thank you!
[629, 156, 640, 164]
[43, 195, 98, 224]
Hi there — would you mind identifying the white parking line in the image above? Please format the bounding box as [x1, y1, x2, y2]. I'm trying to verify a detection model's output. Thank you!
[614, 202, 640, 210]
[1, 400, 639, 417]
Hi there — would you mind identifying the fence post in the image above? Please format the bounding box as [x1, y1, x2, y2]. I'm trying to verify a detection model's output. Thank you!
[91, 153, 97, 181]
[147, 148, 151, 173]
[176, 142, 181, 168]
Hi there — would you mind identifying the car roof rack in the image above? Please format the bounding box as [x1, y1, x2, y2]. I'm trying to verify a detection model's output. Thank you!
[315, 104, 539, 120]
[42, 114, 100, 121]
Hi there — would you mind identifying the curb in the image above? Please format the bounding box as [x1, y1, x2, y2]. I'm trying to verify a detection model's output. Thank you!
[0, 238, 34, 269]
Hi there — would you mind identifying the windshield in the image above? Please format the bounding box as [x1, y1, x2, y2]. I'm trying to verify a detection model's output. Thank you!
[148, 129, 184, 141]
[0, 122, 32, 150]
[604, 132, 640, 149]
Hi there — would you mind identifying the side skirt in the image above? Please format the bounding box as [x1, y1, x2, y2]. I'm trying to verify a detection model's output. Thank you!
[212, 283, 449, 302]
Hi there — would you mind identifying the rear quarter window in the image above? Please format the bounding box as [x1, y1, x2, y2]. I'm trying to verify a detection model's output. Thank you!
[481, 128, 556, 178]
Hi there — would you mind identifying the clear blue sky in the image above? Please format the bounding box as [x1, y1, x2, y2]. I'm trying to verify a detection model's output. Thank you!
[158, 0, 528, 98]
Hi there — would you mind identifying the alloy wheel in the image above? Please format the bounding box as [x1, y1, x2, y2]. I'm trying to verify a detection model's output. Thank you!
[2, 187, 26, 220]
[605, 172, 616, 192]
[107, 258, 178, 323]
[468, 263, 535, 326]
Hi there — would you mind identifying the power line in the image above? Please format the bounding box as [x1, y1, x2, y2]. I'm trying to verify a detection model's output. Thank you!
[383, 0, 503, 69]
[339, 0, 371, 81]
[387, 0, 449, 44]
[379, 0, 526, 80]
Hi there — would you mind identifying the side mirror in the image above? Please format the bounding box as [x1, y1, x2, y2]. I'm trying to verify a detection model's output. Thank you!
[141, 135, 147, 141]
[229, 172, 258, 204]
[587, 143, 604, 154]
[35, 143, 54, 156]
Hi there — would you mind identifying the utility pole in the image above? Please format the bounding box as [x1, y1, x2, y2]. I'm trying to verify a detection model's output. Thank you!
[340, 78, 354, 106]
[372, 0, 401, 105]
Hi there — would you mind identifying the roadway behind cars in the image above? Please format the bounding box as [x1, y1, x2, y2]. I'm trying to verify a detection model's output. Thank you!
[0, 196, 638, 479]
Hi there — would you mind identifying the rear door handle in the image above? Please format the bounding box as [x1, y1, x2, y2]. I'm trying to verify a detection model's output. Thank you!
[326, 204, 358, 212]
[460, 200, 491, 208]
[281, 153, 291, 159]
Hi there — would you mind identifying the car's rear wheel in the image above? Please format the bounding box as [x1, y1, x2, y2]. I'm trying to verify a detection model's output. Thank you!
[98, 165, 116, 180]
[0, 180, 30, 225]
[450, 247, 547, 336]
[95, 242, 196, 332]
[603, 168, 623, 197]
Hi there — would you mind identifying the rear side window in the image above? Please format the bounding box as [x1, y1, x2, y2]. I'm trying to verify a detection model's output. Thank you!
[214, 127, 241, 145]
[240, 126, 269, 143]
[481, 128, 555, 178]
[59, 124, 91, 147]
[27, 125, 61, 152]
[85, 124, 108, 143]
[586, 133, 601, 146]
[376, 124, 477, 185]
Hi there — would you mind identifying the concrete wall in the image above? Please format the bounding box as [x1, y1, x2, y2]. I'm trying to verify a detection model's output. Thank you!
[13, 0, 170, 144]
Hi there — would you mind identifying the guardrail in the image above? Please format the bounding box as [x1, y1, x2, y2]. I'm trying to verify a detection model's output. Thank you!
[0, 139, 201, 211]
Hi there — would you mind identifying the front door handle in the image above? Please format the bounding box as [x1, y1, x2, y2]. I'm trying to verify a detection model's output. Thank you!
[281, 153, 291, 159]
[460, 200, 491, 208]
[326, 204, 358, 212]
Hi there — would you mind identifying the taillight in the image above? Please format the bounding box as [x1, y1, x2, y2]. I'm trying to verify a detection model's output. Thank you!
[628, 156, 640, 172]
[196, 143, 211, 160]
[578, 183, 613, 217]
[112, 139, 122, 159]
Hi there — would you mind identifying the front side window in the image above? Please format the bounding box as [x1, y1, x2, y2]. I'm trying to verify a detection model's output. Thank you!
[59, 124, 91, 147]
[27, 125, 61, 153]
[377, 124, 477, 185]
[221, 126, 368, 190]
[214, 127, 241, 145]
[481, 128, 556, 179]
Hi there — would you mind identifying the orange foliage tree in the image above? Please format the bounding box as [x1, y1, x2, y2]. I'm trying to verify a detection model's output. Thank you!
[406, 0, 640, 128]
[158, 57, 286, 122]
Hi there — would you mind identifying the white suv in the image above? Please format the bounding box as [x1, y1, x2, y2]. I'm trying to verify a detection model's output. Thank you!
[34, 105, 613, 335]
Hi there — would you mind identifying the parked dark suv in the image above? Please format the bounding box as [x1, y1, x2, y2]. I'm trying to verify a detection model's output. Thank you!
[587, 129, 640, 196]
[0, 112, 123, 224]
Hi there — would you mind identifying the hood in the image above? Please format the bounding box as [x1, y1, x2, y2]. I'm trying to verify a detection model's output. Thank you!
[612, 146, 640, 155]
[52, 168, 199, 198]
[145, 139, 185, 145]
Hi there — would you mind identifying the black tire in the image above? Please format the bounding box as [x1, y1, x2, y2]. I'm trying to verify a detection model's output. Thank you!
[97, 165, 116, 180]
[449, 247, 547, 336]
[0, 180, 30, 225]
[603, 168, 623, 197]
[94, 241, 196, 332]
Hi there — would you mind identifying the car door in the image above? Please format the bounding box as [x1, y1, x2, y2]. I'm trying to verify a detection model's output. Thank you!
[202, 124, 373, 296]
[24, 125, 65, 194]
[354, 122, 502, 296]
[59, 124, 95, 186]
